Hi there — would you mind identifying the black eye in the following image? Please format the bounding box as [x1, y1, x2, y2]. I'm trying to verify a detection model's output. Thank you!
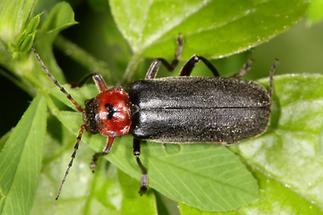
[105, 103, 115, 120]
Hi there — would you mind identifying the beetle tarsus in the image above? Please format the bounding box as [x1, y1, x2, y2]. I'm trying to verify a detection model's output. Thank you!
[133, 138, 149, 194]
[233, 59, 254, 78]
[90, 152, 106, 173]
[139, 174, 148, 195]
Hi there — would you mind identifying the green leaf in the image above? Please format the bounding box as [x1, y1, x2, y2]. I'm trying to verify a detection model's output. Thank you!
[17, 34, 35, 54]
[110, 0, 308, 59]
[237, 74, 323, 211]
[179, 171, 323, 214]
[48, 108, 258, 211]
[0, 95, 47, 215]
[307, 0, 323, 24]
[15, 13, 41, 54]
[40, 2, 77, 35]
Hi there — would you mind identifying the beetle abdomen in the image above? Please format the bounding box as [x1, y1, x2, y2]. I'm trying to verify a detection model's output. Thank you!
[128, 77, 271, 143]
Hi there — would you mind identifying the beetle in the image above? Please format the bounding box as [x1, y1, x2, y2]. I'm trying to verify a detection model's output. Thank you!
[32, 35, 277, 199]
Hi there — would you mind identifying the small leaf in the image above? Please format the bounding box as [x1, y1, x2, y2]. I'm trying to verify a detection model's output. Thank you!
[15, 13, 41, 54]
[0, 95, 47, 215]
[25, 13, 42, 34]
[17, 34, 35, 54]
[110, 0, 309, 59]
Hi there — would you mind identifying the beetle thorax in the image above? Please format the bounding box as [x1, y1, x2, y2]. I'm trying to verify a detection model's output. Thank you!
[84, 88, 132, 137]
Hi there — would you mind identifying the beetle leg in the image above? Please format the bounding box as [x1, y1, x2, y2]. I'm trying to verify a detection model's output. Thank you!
[133, 138, 148, 195]
[145, 35, 183, 79]
[70, 73, 98, 88]
[90, 136, 115, 173]
[180, 55, 220, 77]
[92, 73, 108, 92]
[232, 59, 253, 78]
[145, 60, 162, 79]
[71, 73, 108, 92]
[268, 58, 279, 98]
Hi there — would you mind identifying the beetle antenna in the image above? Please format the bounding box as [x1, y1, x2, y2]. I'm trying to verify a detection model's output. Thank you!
[32, 48, 84, 112]
[55, 124, 86, 200]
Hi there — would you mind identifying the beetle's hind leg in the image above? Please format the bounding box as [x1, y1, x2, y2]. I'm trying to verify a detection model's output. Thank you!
[145, 35, 183, 79]
[232, 59, 253, 78]
[268, 58, 279, 98]
[133, 138, 148, 195]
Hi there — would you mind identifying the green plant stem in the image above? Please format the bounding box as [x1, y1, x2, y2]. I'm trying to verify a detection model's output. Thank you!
[54, 35, 113, 81]
[121, 52, 143, 84]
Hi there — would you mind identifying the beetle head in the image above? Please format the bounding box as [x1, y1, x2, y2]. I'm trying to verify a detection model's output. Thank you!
[84, 88, 132, 137]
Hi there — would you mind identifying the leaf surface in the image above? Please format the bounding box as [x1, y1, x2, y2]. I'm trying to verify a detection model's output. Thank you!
[110, 0, 309, 59]
[0, 95, 47, 215]
[238, 74, 323, 211]
[179, 171, 323, 214]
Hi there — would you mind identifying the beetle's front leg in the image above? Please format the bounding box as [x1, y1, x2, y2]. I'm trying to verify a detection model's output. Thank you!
[71, 73, 109, 93]
[133, 138, 148, 195]
[90, 136, 114, 172]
